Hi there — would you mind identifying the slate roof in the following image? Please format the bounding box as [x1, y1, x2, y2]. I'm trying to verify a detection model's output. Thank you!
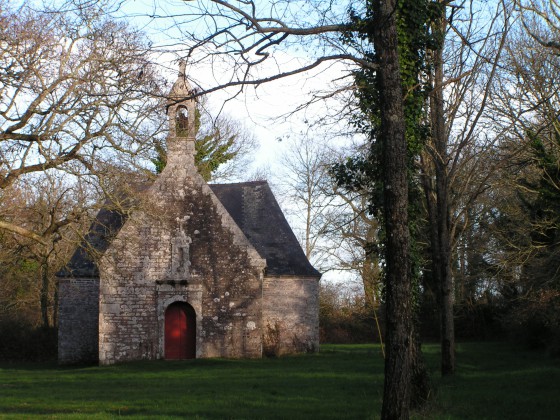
[58, 206, 125, 278]
[58, 181, 320, 279]
[210, 181, 320, 277]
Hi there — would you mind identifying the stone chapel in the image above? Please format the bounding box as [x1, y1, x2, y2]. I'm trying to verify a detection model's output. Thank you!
[57, 65, 320, 365]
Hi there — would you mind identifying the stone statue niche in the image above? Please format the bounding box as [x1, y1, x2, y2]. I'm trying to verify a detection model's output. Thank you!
[176, 106, 189, 137]
[164, 215, 192, 281]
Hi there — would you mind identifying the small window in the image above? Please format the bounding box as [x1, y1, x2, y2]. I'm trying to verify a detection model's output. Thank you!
[176, 106, 189, 136]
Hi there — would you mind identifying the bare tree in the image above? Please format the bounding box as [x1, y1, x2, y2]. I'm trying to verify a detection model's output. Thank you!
[144, 1, 368, 94]
[329, 188, 382, 306]
[0, 171, 97, 327]
[517, 0, 560, 53]
[420, 0, 510, 375]
[484, 0, 560, 295]
[278, 137, 336, 263]
[0, 0, 166, 244]
[279, 136, 384, 343]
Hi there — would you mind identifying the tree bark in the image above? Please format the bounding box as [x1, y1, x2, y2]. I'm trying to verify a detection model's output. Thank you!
[0, 220, 48, 245]
[429, 9, 455, 376]
[372, 0, 415, 418]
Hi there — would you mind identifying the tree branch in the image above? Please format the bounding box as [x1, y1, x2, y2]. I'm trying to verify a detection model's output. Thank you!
[0, 220, 48, 245]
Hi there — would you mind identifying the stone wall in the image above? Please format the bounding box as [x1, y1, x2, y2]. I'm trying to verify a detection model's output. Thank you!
[262, 276, 320, 355]
[58, 278, 99, 364]
[98, 218, 168, 364]
[190, 185, 264, 358]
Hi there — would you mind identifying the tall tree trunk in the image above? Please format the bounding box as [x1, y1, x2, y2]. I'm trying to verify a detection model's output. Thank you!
[53, 279, 59, 329]
[430, 9, 455, 376]
[372, 0, 415, 417]
[40, 259, 50, 328]
[421, 154, 442, 313]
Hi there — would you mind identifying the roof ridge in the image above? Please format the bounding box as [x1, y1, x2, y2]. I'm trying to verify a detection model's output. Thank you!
[209, 180, 268, 187]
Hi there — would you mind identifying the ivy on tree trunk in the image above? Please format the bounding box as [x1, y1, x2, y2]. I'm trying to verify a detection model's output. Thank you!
[371, 0, 416, 417]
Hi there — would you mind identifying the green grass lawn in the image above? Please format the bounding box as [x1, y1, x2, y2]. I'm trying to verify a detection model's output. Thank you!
[419, 342, 560, 420]
[0, 342, 558, 419]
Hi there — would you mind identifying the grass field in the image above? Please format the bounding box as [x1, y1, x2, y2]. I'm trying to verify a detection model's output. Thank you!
[0, 342, 558, 419]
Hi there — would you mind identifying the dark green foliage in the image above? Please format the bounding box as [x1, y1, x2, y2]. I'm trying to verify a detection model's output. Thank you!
[488, 130, 560, 288]
[334, 0, 436, 307]
[488, 126, 560, 355]
[503, 290, 560, 357]
[434, 300, 504, 341]
[150, 138, 167, 174]
[522, 130, 560, 286]
[151, 108, 239, 181]
[0, 320, 57, 362]
[346, 0, 433, 153]
[194, 132, 236, 182]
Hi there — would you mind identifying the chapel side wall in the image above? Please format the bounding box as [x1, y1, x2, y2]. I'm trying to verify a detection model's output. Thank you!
[58, 278, 99, 364]
[262, 276, 320, 355]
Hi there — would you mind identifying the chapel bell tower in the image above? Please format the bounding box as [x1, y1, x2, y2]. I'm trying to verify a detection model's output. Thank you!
[167, 61, 197, 166]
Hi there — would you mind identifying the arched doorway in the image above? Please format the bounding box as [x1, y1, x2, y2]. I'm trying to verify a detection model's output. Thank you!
[165, 302, 196, 359]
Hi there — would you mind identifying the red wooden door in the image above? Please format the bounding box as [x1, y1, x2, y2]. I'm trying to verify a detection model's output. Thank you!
[165, 302, 196, 359]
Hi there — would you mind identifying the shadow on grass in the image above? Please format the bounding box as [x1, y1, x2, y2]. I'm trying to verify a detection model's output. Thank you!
[417, 342, 560, 420]
[0, 346, 384, 419]
[3, 342, 557, 419]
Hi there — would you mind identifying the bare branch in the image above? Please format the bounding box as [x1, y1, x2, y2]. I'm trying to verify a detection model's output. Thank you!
[0, 220, 48, 245]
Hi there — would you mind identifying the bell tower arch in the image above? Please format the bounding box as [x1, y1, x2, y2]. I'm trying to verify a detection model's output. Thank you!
[166, 61, 197, 166]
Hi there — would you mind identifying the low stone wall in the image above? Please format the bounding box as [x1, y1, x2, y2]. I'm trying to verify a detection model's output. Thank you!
[58, 278, 100, 364]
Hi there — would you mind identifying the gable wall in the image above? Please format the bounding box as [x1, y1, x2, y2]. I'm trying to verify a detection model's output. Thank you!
[98, 159, 265, 364]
